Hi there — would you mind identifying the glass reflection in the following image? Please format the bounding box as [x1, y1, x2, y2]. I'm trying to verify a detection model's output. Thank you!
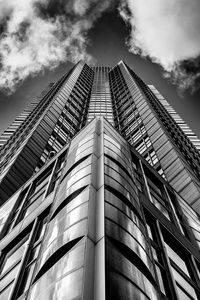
[0, 234, 29, 298]
[105, 189, 142, 229]
[105, 219, 152, 272]
[106, 239, 158, 300]
[39, 219, 87, 268]
[1, 235, 28, 274]
[105, 202, 146, 247]
[0, 283, 12, 300]
[172, 267, 197, 300]
[65, 165, 92, 190]
[0, 191, 20, 234]
[53, 186, 89, 216]
[165, 243, 189, 276]
[105, 175, 138, 202]
[29, 243, 85, 300]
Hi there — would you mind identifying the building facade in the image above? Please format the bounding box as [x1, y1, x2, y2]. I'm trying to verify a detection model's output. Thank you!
[0, 61, 200, 300]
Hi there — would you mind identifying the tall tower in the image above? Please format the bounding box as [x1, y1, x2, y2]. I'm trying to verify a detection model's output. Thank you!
[110, 61, 200, 213]
[0, 62, 93, 203]
[0, 61, 200, 300]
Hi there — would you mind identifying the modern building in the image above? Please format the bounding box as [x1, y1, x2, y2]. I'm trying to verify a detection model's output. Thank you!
[0, 61, 200, 300]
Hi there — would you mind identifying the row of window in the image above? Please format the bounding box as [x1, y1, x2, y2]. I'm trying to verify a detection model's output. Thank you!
[0, 211, 48, 299]
[146, 211, 200, 300]
[0, 76, 67, 169]
[1, 151, 66, 238]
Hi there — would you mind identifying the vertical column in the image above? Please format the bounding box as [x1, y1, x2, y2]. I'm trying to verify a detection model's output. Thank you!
[92, 117, 105, 300]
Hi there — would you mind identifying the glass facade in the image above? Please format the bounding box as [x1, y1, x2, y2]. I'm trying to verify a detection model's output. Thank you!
[88, 66, 114, 125]
[0, 60, 200, 299]
[1, 60, 200, 211]
[0, 118, 200, 300]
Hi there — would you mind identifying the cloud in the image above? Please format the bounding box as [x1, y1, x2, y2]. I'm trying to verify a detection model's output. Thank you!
[0, 0, 113, 93]
[119, 0, 200, 92]
[1, 0, 200, 94]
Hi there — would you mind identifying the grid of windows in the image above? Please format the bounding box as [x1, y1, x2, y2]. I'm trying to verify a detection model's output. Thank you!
[0, 80, 64, 172]
[35, 64, 93, 168]
[88, 66, 114, 125]
[144, 168, 171, 220]
[149, 85, 200, 152]
[128, 68, 200, 194]
[0, 212, 49, 300]
[0, 63, 86, 203]
[130, 149, 200, 243]
[16, 216, 48, 298]
[109, 64, 164, 176]
[145, 211, 200, 300]
[0, 151, 66, 238]
[0, 233, 30, 299]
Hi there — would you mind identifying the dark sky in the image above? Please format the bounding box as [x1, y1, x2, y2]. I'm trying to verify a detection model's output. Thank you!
[0, 10, 200, 138]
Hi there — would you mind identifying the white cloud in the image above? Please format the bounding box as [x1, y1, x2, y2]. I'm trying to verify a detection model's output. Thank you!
[119, 0, 200, 91]
[0, 0, 113, 93]
[73, 0, 90, 16]
[1, 0, 200, 93]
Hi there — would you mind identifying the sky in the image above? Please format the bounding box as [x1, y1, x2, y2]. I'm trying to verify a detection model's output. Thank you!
[0, 0, 200, 138]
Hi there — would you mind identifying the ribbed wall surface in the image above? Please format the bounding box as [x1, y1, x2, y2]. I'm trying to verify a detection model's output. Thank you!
[26, 118, 158, 300]
[148, 85, 200, 151]
[1, 118, 200, 299]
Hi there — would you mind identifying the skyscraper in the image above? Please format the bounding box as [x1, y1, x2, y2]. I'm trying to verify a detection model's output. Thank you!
[0, 61, 200, 300]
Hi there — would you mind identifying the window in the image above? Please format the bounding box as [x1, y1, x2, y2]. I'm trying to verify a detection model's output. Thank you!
[0, 233, 30, 299]
[0, 211, 50, 299]
[2, 188, 29, 236]
[17, 216, 48, 297]
[48, 151, 66, 194]
[20, 168, 52, 220]
[165, 243, 190, 276]
[130, 152, 143, 193]
[144, 168, 171, 220]
[135, 135, 151, 154]
[145, 209, 200, 300]
[163, 236, 199, 300]
[156, 166, 166, 179]
[13, 166, 53, 226]
[144, 149, 159, 166]
[145, 212, 172, 298]
[48, 135, 64, 152]
[167, 189, 197, 239]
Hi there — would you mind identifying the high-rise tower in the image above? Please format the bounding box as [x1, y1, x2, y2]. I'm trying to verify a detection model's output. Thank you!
[0, 61, 200, 300]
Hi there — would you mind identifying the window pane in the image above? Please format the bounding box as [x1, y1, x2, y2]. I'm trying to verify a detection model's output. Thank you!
[165, 244, 189, 276]
[33, 178, 48, 196]
[29, 168, 53, 201]
[19, 263, 36, 294]
[0, 282, 12, 300]
[176, 285, 194, 300]
[0, 263, 20, 291]
[1, 236, 28, 274]
[29, 188, 45, 204]
[172, 267, 197, 300]
[150, 194, 170, 219]
[155, 264, 165, 295]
